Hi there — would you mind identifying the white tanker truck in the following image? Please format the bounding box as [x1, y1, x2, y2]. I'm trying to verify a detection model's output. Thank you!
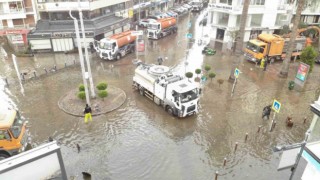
[133, 63, 201, 117]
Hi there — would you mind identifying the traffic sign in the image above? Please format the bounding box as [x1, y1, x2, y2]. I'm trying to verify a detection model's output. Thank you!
[234, 68, 240, 78]
[188, 22, 192, 28]
[186, 33, 192, 39]
[272, 99, 281, 113]
[131, 30, 143, 36]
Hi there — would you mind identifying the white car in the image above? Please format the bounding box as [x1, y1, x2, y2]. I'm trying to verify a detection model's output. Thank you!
[139, 19, 156, 28]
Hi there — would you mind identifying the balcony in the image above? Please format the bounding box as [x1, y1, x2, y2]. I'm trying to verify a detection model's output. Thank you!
[0, 24, 36, 30]
[0, 8, 27, 19]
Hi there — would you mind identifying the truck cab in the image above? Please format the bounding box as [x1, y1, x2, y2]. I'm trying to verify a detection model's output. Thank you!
[244, 39, 267, 63]
[0, 108, 30, 160]
[147, 22, 161, 39]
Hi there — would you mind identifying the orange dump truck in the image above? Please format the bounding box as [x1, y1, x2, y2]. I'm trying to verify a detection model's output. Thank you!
[244, 34, 306, 63]
[97, 30, 137, 60]
[147, 17, 177, 39]
[0, 108, 30, 160]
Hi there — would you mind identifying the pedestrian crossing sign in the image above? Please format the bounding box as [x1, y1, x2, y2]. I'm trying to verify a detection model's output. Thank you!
[234, 68, 240, 78]
[272, 99, 281, 113]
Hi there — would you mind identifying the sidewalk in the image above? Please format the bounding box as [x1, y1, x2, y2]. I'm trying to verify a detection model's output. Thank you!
[58, 86, 126, 117]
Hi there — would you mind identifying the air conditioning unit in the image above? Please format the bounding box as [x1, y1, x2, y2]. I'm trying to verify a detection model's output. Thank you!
[37, 4, 44, 10]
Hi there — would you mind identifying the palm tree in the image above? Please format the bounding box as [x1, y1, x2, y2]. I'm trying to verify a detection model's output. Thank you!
[279, 0, 305, 77]
[229, 0, 250, 81]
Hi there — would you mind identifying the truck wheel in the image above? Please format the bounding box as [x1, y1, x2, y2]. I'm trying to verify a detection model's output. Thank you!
[269, 57, 275, 63]
[0, 153, 9, 161]
[166, 106, 174, 116]
[116, 54, 121, 60]
[139, 87, 144, 96]
[130, 47, 135, 53]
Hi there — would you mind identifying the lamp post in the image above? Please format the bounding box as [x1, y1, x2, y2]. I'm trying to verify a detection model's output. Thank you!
[78, 0, 95, 98]
[69, 9, 90, 106]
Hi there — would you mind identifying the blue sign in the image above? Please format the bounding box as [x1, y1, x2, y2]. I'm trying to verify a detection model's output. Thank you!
[234, 68, 240, 78]
[186, 33, 192, 39]
[272, 99, 281, 113]
[188, 22, 192, 28]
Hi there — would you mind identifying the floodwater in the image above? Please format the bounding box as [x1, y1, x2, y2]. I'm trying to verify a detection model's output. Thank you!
[0, 10, 319, 180]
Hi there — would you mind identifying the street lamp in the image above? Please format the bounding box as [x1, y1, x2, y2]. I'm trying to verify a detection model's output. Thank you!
[69, 9, 90, 106]
[78, 0, 95, 98]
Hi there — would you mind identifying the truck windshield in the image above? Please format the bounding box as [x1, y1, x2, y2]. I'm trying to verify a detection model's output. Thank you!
[246, 42, 260, 53]
[10, 112, 24, 139]
[180, 89, 198, 103]
[148, 23, 159, 30]
[99, 42, 112, 50]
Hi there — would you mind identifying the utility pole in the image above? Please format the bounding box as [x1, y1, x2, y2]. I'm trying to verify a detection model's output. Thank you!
[69, 9, 90, 106]
[78, 0, 95, 98]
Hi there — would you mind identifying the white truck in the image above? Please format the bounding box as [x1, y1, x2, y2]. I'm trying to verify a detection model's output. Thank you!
[133, 63, 201, 117]
[190, 0, 203, 12]
[96, 30, 136, 60]
[147, 17, 177, 39]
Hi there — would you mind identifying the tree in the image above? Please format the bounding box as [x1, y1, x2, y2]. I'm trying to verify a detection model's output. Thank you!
[279, 0, 306, 77]
[229, 0, 250, 81]
[217, 79, 224, 87]
[185, 72, 193, 80]
[195, 69, 201, 77]
[204, 65, 211, 73]
[96, 82, 108, 90]
[98, 90, 108, 100]
[208, 72, 216, 81]
[300, 46, 318, 72]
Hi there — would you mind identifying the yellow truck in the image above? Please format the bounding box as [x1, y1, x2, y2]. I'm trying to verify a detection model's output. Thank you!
[244, 33, 306, 63]
[0, 108, 30, 160]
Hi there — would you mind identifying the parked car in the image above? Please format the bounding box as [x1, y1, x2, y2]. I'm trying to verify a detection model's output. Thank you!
[166, 11, 178, 18]
[139, 19, 156, 28]
[182, 4, 192, 11]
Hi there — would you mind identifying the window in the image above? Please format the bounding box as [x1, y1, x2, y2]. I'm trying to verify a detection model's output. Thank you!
[250, 14, 263, 27]
[220, 0, 232, 5]
[0, 130, 11, 141]
[250, 0, 265, 5]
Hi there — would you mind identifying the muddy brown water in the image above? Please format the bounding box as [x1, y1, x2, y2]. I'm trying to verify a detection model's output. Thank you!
[0, 10, 318, 179]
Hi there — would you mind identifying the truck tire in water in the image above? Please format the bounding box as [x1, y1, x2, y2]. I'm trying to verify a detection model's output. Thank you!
[139, 86, 144, 96]
[166, 106, 174, 116]
[116, 54, 121, 60]
[0, 153, 9, 161]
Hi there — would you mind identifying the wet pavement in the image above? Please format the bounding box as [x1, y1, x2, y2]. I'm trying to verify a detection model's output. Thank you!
[0, 10, 319, 180]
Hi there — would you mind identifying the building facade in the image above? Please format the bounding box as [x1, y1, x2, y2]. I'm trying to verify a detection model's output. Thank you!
[28, 0, 131, 52]
[207, 0, 293, 47]
[0, 0, 37, 50]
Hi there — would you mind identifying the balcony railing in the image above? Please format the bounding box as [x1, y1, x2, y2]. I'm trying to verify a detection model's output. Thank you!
[0, 8, 25, 15]
[0, 24, 36, 30]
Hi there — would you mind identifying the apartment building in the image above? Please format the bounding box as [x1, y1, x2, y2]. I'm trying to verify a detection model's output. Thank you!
[28, 0, 131, 52]
[298, 1, 320, 25]
[208, 0, 293, 48]
[0, 0, 37, 49]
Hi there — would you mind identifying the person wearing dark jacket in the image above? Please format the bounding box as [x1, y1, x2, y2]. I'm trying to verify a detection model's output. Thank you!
[262, 105, 272, 120]
[84, 104, 92, 123]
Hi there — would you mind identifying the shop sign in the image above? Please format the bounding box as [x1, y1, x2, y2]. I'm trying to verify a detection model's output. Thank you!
[296, 63, 310, 82]
[10, 34, 23, 44]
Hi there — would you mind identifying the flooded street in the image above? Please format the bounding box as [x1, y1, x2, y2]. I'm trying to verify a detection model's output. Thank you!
[0, 11, 319, 180]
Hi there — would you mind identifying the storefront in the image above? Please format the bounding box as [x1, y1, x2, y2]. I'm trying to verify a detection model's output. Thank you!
[0, 29, 30, 51]
[28, 16, 130, 52]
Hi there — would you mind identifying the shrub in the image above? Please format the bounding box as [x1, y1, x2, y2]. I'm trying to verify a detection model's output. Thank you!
[217, 79, 224, 87]
[96, 82, 108, 90]
[79, 84, 85, 91]
[195, 69, 201, 77]
[205, 65, 211, 72]
[77, 91, 86, 100]
[98, 90, 108, 100]
[208, 72, 216, 81]
[185, 72, 193, 80]
[300, 46, 318, 72]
